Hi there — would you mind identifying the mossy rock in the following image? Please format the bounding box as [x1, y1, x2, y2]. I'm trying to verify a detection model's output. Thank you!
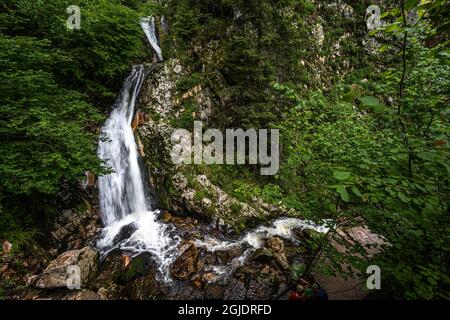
[119, 252, 155, 283]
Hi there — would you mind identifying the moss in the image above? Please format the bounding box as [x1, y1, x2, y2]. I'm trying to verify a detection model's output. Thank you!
[119, 252, 154, 283]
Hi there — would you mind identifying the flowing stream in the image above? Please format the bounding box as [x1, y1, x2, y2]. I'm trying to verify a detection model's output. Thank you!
[96, 19, 329, 283]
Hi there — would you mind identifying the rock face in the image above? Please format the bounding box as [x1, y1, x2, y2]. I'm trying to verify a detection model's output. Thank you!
[61, 289, 100, 300]
[137, 61, 274, 231]
[170, 244, 198, 280]
[266, 237, 290, 270]
[35, 246, 98, 289]
[51, 207, 101, 252]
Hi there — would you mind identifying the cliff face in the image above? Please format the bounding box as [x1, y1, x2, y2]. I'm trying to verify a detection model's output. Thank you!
[136, 1, 380, 231]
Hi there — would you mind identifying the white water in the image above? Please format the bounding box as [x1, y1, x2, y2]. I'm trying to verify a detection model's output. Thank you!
[97, 65, 178, 279]
[195, 217, 330, 280]
[140, 17, 163, 62]
[95, 18, 330, 284]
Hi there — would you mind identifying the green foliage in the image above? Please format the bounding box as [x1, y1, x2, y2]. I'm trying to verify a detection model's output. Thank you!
[0, 0, 155, 248]
[273, 1, 449, 299]
[165, 0, 319, 129]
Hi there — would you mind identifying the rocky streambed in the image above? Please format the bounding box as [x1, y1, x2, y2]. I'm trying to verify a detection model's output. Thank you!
[1, 197, 328, 300]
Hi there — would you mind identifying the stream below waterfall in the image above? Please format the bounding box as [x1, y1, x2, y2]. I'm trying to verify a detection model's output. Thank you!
[95, 18, 330, 290]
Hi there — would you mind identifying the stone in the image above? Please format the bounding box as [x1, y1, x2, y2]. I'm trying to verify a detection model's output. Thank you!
[112, 223, 138, 246]
[25, 274, 39, 286]
[120, 252, 154, 283]
[266, 237, 290, 270]
[126, 273, 160, 300]
[170, 244, 198, 280]
[35, 246, 99, 289]
[204, 284, 224, 300]
[162, 211, 172, 223]
[246, 278, 273, 300]
[2, 240, 12, 255]
[0, 263, 9, 275]
[62, 289, 100, 300]
[224, 278, 247, 300]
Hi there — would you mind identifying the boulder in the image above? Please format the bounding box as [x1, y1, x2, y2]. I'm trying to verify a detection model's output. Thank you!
[120, 252, 154, 283]
[35, 246, 98, 289]
[266, 237, 290, 270]
[223, 278, 247, 300]
[62, 289, 100, 300]
[170, 244, 198, 280]
[2, 240, 12, 255]
[126, 273, 160, 300]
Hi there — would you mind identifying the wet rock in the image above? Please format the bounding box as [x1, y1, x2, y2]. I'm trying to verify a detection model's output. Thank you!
[215, 251, 229, 264]
[61, 289, 100, 300]
[170, 244, 198, 281]
[120, 252, 155, 283]
[162, 211, 172, 223]
[253, 248, 273, 263]
[112, 223, 138, 246]
[126, 273, 160, 300]
[266, 237, 290, 270]
[204, 284, 224, 300]
[35, 246, 98, 289]
[223, 278, 247, 300]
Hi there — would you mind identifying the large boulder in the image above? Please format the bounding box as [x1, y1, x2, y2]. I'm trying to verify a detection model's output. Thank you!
[170, 244, 198, 280]
[35, 246, 99, 289]
[61, 289, 100, 300]
[266, 237, 290, 270]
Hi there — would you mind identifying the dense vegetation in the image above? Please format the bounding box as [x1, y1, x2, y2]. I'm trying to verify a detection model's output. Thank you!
[0, 0, 155, 246]
[163, 0, 449, 299]
[0, 0, 448, 300]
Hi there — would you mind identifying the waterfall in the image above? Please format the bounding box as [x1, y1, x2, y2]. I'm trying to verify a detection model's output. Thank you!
[140, 17, 163, 62]
[98, 65, 147, 225]
[97, 65, 178, 280]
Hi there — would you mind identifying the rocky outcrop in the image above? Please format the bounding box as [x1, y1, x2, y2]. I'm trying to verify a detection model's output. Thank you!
[137, 60, 276, 231]
[265, 237, 290, 270]
[51, 206, 101, 252]
[61, 289, 100, 300]
[35, 246, 99, 289]
[170, 244, 198, 280]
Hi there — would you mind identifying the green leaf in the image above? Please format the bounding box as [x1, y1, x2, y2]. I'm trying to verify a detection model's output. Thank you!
[334, 171, 351, 180]
[351, 186, 363, 198]
[336, 185, 350, 202]
[360, 96, 380, 107]
[398, 191, 409, 203]
[417, 151, 438, 162]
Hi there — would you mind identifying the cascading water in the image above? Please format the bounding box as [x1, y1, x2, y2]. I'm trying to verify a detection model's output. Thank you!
[98, 65, 147, 225]
[97, 65, 178, 280]
[194, 218, 330, 279]
[140, 17, 163, 62]
[95, 18, 330, 285]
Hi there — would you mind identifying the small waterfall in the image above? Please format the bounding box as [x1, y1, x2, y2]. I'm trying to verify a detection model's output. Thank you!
[140, 17, 163, 62]
[194, 217, 330, 279]
[98, 66, 147, 225]
[97, 65, 178, 280]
